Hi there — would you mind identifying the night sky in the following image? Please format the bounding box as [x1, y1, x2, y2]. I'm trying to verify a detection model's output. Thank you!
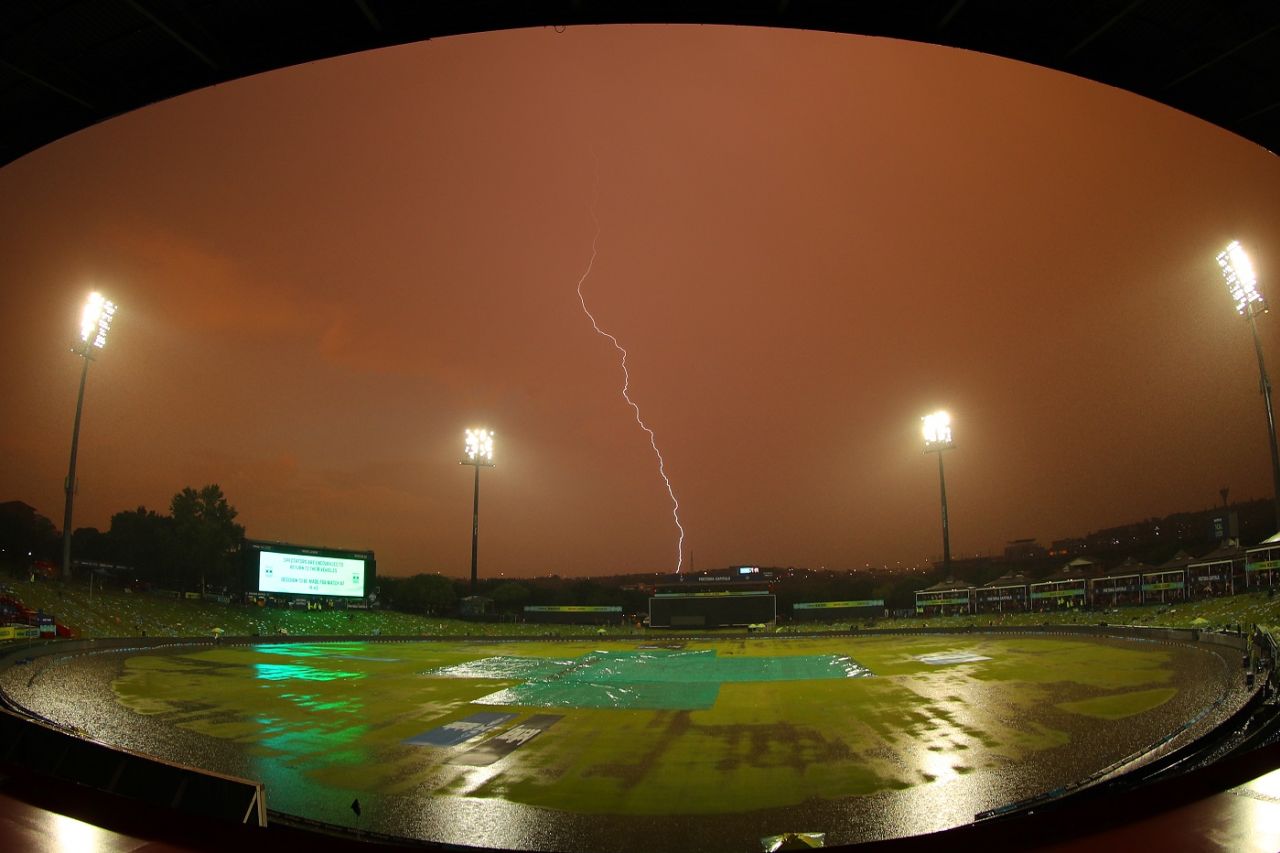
[2, 25, 1279, 578]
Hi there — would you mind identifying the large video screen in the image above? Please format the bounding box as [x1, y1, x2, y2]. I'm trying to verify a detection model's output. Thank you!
[246, 541, 373, 598]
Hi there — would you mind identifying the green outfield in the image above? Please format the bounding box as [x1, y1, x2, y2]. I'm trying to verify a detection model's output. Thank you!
[107, 633, 1202, 821]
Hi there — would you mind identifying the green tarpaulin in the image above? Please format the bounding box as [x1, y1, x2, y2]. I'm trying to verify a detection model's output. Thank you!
[424, 649, 871, 711]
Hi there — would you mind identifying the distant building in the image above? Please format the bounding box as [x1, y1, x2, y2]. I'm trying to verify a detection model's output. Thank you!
[929, 555, 993, 577]
[1048, 538, 1087, 558]
[1004, 539, 1047, 561]
[459, 595, 492, 618]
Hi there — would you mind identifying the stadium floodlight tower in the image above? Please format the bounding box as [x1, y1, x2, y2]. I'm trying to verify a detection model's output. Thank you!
[462, 428, 496, 595]
[922, 410, 955, 577]
[62, 291, 117, 580]
[1218, 240, 1280, 529]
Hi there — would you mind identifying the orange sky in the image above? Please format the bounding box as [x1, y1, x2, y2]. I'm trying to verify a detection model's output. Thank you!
[2, 25, 1279, 578]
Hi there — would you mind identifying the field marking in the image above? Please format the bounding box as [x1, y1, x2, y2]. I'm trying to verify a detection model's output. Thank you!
[405, 712, 518, 746]
[915, 652, 991, 665]
[451, 714, 563, 766]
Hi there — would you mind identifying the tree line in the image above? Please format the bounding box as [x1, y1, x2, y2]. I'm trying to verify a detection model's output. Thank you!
[0, 486, 243, 592]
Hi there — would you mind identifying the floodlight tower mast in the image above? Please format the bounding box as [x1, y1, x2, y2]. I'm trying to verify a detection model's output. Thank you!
[461, 428, 495, 595]
[922, 411, 955, 576]
[1218, 240, 1280, 529]
[62, 292, 116, 580]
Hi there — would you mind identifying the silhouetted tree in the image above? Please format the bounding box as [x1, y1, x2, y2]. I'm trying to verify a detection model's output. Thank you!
[490, 581, 530, 613]
[170, 485, 244, 592]
[385, 573, 456, 615]
[106, 506, 177, 584]
[0, 501, 58, 562]
[71, 526, 109, 565]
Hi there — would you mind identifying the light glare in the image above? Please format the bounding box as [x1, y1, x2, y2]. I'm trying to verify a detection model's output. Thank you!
[923, 410, 953, 447]
[1218, 240, 1262, 316]
[79, 291, 116, 348]
[464, 428, 495, 463]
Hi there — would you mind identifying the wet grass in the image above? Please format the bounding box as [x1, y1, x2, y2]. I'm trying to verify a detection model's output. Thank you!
[1056, 687, 1178, 720]
[98, 634, 1213, 817]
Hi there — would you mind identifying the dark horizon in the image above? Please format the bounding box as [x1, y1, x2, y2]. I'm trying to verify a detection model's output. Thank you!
[4, 490, 1270, 583]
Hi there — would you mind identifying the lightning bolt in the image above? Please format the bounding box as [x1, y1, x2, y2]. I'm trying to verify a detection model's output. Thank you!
[574, 160, 686, 573]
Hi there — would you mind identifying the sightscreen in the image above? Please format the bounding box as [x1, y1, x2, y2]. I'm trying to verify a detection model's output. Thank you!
[649, 592, 775, 628]
[244, 540, 374, 598]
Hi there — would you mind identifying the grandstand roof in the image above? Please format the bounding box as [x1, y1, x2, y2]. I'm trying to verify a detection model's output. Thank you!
[920, 577, 972, 593]
[983, 571, 1030, 588]
[1188, 543, 1246, 565]
[1039, 560, 1102, 581]
[1156, 550, 1196, 571]
[1056, 556, 1105, 576]
[1252, 531, 1280, 546]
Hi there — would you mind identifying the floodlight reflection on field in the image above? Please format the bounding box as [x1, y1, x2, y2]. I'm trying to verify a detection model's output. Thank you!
[254, 662, 365, 681]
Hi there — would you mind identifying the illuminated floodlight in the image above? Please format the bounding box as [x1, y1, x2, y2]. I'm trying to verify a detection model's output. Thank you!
[64, 290, 119, 581]
[1218, 240, 1263, 317]
[464, 428, 495, 465]
[921, 409, 956, 577]
[79, 291, 117, 349]
[461, 427, 496, 595]
[1218, 239, 1280, 530]
[922, 410, 953, 450]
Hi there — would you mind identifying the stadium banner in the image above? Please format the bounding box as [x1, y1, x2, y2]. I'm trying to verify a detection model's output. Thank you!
[794, 600, 885, 610]
[1029, 588, 1085, 599]
[0, 626, 41, 640]
[1142, 581, 1185, 591]
[653, 590, 770, 598]
[1246, 559, 1280, 572]
[915, 596, 970, 606]
[523, 606, 622, 613]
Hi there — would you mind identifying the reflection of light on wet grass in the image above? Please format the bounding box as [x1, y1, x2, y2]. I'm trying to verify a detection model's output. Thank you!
[279, 691, 363, 714]
[255, 663, 364, 681]
[254, 714, 369, 764]
[454, 763, 505, 797]
[919, 745, 961, 784]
